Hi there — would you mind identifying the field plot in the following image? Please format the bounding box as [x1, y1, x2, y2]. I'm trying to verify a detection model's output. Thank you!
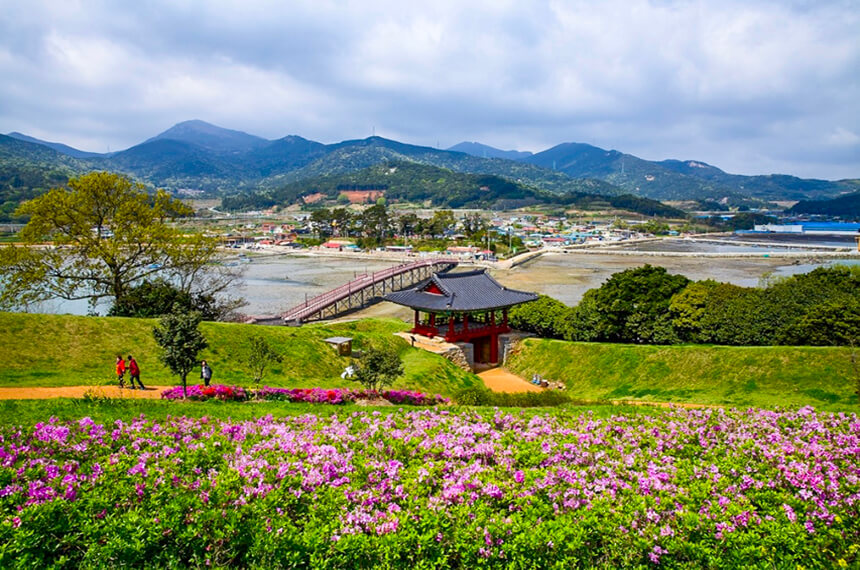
[1, 407, 858, 567]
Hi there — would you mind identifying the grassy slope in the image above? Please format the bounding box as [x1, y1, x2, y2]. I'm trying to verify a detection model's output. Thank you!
[0, 313, 479, 396]
[506, 338, 859, 410]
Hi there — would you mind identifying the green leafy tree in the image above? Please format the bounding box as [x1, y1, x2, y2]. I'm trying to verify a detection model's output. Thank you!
[573, 265, 690, 343]
[361, 204, 390, 241]
[396, 213, 420, 238]
[0, 172, 225, 311]
[153, 310, 208, 397]
[309, 208, 333, 238]
[108, 279, 233, 321]
[353, 346, 404, 393]
[424, 210, 455, 237]
[508, 295, 571, 339]
[245, 335, 283, 386]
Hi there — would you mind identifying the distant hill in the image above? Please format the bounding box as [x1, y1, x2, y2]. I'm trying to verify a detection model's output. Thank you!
[0, 135, 91, 221]
[143, 119, 269, 154]
[265, 136, 620, 197]
[447, 141, 533, 161]
[1, 120, 855, 210]
[5, 132, 103, 159]
[788, 191, 860, 218]
[223, 161, 684, 217]
[525, 142, 857, 203]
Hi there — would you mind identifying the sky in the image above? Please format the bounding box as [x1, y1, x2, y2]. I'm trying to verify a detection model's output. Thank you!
[0, 0, 858, 180]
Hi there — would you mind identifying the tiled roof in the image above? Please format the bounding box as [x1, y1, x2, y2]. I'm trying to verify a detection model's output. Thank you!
[384, 269, 538, 312]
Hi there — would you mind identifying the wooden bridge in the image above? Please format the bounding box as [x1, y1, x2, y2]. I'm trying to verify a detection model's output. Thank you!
[276, 257, 460, 325]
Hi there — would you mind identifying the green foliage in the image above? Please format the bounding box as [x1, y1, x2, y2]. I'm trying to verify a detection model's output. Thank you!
[778, 300, 860, 346]
[152, 311, 208, 396]
[789, 190, 860, 218]
[568, 265, 690, 343]
[353, 346, 404, 392]
[0, 172, 225, 311]
[506, 338, 860, 409]
[107, 279, 228, 320]
[223, 161, 684, 216]
[508, 295, 572, 339]
[453, 386, 493, 406]
[245, 335, 283, 385]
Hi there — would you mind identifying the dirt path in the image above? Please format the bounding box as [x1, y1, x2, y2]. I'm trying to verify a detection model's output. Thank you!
[0, 385, 173, 400]
[478, 368, 542, 393]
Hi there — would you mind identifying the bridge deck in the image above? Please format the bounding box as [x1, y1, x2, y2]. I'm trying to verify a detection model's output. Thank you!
[281, 257, 460, 324]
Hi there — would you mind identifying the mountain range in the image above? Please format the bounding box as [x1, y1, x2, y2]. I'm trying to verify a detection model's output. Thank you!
[2, 120, 858, 217]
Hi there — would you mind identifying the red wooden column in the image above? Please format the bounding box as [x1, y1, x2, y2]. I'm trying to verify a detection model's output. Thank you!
[490, 311, 496, 328]
[463, 313, 469, 334]
[447, 314, 455, 338]
[429, 313, 436, 331]
[503, 309, 508, 328]
[413, 310, 419, 329]
[490, 333, 498, 363]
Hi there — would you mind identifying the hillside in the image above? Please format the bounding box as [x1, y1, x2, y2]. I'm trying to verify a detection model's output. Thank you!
[223, 161, 685, 216]
[0, 312, 479, 396]
[0, 135, 91, 221]
[525, 142, 857, 203]
[788, 190, 860, 218]
[263, 136, 619, 196]
[506, 337, 858, 410]
[447, 141, 533, 160]
[2, 120, 856, 210]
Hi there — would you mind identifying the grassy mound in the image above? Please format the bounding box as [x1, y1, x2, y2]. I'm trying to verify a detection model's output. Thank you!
[0, 313, 479, 396]
[506, 338, 860, 410]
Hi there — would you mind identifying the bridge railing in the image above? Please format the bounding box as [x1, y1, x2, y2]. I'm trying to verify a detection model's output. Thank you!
[282, 257, 459, 322]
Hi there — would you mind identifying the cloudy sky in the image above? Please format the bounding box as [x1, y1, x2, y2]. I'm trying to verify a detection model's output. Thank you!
[1, 0, 858, 179]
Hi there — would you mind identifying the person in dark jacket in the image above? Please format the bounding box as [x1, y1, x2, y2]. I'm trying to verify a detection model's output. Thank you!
[200, 360, 213, 387]
[127, 355, 145, 390]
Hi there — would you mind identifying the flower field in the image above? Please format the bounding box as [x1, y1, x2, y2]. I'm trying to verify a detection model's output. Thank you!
[1, 406, 859, 567]
[160, 385, 450, 406]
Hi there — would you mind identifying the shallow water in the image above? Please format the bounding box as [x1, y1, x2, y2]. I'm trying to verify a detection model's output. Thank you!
[28, 242, 858, 316]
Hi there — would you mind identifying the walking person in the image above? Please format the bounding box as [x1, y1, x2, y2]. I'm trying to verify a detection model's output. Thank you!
[116, 355, 126, 389]
[200, 360, 213, 387]
[127, 355, 145, 390]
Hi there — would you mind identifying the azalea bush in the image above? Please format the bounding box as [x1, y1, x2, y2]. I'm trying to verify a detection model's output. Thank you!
[161, 384, 249, 402]
[1, 407, 859, 567]
[161, 385, 450, 406]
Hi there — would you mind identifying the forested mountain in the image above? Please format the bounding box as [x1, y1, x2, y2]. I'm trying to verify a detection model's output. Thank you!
[2, 120, 855, 216]
[0, 135, 90, 221]
[788, 191, 860, 218]
[223, 161, 685, 217]
[524, 142, 858, 202]
[142, 120, 268, 153]
[5, 132, 103, 159]
[262, 136, 620, 196]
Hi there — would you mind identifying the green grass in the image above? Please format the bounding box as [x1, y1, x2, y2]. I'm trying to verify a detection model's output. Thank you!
[0, 397, 665, 429]
[0, 312, 479, 396]
[506, 338, 860, 411]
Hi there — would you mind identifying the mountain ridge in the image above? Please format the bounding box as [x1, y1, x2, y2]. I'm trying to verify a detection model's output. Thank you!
[2, 121, 857, 208]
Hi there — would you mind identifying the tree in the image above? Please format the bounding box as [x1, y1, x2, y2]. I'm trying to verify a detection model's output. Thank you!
[0, 172, 229, 311]
[353, 346, 404, 393]
[507, 295, 571, 339]
[153, 310, 208, 397]
[245, 335, 283, 386]
[574, 265, 690, 343]
[361, 204, 390, 241]
[108, 278, 235, 320]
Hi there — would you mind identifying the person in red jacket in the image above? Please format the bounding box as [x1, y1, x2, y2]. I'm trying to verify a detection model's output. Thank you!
[115, 355, 126, 388]
[127, 355, 145, 390]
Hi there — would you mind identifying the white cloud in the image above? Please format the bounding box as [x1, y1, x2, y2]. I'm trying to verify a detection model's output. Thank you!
[0, 0, 856, 178]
